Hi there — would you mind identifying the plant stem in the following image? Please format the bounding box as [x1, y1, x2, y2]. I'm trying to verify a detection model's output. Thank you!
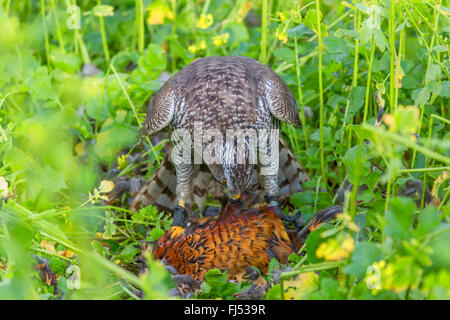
[136, 0, 145, 55]
[260, 0, 268, 64]
[421, 116, 434, 209]
[98, 0, 110, 65]
[294, 35, 309, 149]
[352, 9, 361, 89]
[40, 0, 51, 68]
[359, 124, 450, 165]
[50, 0, 65, 52]
[388, 0, 396, 114]
[363, 41, 376, 124]
[111, 64, 160, 164]
[399, 167, 450, 173]
[95, 65, 111, 135]
[316, 0, 326, 183]
[281, 261, 344, 278]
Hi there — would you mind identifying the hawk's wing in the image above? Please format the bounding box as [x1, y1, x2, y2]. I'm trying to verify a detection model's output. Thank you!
[258, 66, 302, 128]
[141, 79, 177, 136]
[253, 61, 301, 127]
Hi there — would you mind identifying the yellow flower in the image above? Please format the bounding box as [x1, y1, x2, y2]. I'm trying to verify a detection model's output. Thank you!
[117, 154, 128, 170]
[147, 1, 174, 25]
[188, 44, 197, 54]
[75, 142, 85, 156]
[212, 33, 229, 47]
[196, 13, 213, 29]
[276, 27, 288, 43]
[336, 213, 360, 232]
[188, 40, 207, 54]
[58, 249, 76, 259]
[316, 233, 355, 261]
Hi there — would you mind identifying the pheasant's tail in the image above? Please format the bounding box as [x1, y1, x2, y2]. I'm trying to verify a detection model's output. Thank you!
[297, 205, 343, 240]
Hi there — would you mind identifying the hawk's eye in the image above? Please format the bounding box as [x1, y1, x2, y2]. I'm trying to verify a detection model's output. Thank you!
[222, 178, 227, 185]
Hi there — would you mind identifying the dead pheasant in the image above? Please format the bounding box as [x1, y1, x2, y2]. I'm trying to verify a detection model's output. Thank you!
[152, 193, 342, 284]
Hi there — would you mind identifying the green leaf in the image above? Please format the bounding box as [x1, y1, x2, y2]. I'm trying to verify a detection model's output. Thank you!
[439, 81, 450, 97]
[343, 241, 383, 278]
[119, 244, 140, 263]
[224, 23, 249, 49]
[290, 190, 314, 207]
[415, 206, 440, 237]
[149, 227, 165, 242]
[25, 66, 54, 100]
[303, 9, 327, 37]
[374, 29, 388, 52]
[348, 86, 366, 114]
[197, 269, 237, 299]
[412, 86, 431, 106]
[94, 123, 137, 163]
[264, 284, 282, 300]
[39, 164, 67, 193]
[305, 229, 323, 263]
[324, 36, 350, 54]
[428, 225, 450, 269]
[425, 63, 442, 83]
[141, 44, 167, 72]
[50, 50, 81, 73]
[342, 144, 371, 185]
[384, 197, 415, 242]
[273, 47, 295, 64]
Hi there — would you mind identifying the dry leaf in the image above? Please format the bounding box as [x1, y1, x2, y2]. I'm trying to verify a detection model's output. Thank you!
[99, 180, 115, 193]
[40, 240, 56, 253]
[284, 272, 319, 300]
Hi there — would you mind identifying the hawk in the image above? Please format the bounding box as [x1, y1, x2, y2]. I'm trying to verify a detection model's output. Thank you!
[141, 56, 302, 227]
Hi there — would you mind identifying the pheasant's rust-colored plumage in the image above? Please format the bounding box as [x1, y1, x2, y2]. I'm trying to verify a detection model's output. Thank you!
[153, 195, 296, 280]
[152, 194, 343, 283]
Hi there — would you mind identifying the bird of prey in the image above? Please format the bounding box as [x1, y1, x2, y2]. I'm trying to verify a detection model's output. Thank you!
[141, 56, 302, 227]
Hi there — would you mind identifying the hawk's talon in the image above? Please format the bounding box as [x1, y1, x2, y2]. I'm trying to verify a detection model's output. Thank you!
[228, 197, 241, 205]
[229, 194, 241, 205]
[172, 205, 188, 228]
[264, 195, 283, 218]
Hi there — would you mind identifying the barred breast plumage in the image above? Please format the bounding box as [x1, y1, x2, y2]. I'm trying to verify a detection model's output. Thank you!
[141, 56, 302, 221]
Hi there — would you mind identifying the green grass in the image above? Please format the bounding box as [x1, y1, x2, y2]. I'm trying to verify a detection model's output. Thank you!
[0, 0, 448, 300]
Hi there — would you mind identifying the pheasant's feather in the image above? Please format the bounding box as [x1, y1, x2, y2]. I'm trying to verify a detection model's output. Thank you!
[153, 197, 293, 280]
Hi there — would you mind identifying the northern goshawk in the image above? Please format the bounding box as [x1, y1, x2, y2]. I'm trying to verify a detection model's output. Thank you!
[141, 56, 302, 227]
